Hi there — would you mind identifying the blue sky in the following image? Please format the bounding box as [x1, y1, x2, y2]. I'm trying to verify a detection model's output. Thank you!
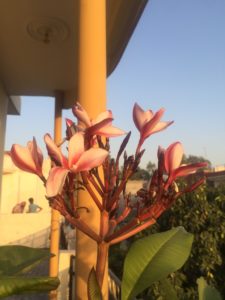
[5, 0, 225, 169]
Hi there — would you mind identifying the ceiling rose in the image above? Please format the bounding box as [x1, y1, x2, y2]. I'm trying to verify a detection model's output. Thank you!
[26, 17, 69, 44]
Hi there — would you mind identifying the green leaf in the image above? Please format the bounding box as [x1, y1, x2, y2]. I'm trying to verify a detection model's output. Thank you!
[0, 245, 52, 276]
[197, 277, 222, 300]
[121, 227, 193, 300]
[158, 278, 179, 300]
[0, 276, 59, 298]
[87, 268, 102, 300]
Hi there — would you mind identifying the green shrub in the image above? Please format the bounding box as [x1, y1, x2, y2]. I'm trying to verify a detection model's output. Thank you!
[109, 183, 225, 299]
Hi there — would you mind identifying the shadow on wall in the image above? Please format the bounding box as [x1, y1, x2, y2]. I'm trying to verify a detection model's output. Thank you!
[8, 227, 51, 248]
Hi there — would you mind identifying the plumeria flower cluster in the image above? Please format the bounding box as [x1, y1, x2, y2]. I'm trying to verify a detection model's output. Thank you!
[10, 102, 207, 288]
[134, 142, 207, 228]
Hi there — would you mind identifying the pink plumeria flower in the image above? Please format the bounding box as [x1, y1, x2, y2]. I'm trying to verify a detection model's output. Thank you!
[65, 118, 77, 140]
[163, 142, 207, 188]
[10, 138, 43, 178]
[45, 132, 108, 197]
[133, 103, 173, 152]
[44, 133, 67, 166]
[72, 102, 125, 138]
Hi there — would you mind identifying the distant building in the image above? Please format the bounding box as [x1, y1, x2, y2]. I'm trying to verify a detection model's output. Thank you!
[205, 165, 225, 187]
[213, 165, 225, 172]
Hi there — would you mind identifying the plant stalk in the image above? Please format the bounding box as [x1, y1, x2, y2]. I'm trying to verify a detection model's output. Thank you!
[96, 242, 109, 291]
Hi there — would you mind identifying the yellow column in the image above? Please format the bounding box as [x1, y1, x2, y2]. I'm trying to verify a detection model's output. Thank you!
[49, 91, 63, 300]
[76, 1, 107, 299]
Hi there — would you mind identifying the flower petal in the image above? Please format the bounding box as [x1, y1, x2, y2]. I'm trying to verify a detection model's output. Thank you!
[46, 167, 69, 197]
[164, 142, 183, 174]
[141, 108, 165, 140]
[151, 121, 174, 135]
[87, 118, 113, 136]
[93, 110, 113, 124]
[27, 138, 43, 175]
[65, 118, 74, 127]
[173, 162, 208, 178]
[72, 102, 91, 127]
[133, 103, 153, 131]
[95, 125, 126, 137]
[44, 134, 66, 166]
[68, 132, 85, 168]
[11, 144, 37, 174]
[73, 148, 108, 172]
[65, 119, 77, 139]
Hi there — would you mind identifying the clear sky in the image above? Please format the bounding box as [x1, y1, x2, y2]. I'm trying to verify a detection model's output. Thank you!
[5, 0, 225, 169]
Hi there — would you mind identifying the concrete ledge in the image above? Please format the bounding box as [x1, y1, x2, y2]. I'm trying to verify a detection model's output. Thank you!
[0, 212, 52, 247]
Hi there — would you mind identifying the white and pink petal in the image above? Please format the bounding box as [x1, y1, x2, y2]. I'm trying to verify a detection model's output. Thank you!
[141, 108, 165, 140]
[73, 148, 108, 172]
[72, 103, 91, 127]
[133, 103, 154, 132]
[95, 125, 126, 137]
[68, 132, 85, 168]
[93, 110, 113, 124]
[11, 144, 38, 175]
[150, 120, 174, 135]
[87, 118, 113, 136]
[44, 134, 65, 166]
[164, 142, 183, 174]
[27, 139, 44, 175]
[173, 162, 207, 178]
[46, 167, 69, 197]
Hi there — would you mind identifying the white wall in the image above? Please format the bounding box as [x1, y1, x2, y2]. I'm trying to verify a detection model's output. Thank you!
[2, 157, 51, 214]
[0, 213, 51, 246]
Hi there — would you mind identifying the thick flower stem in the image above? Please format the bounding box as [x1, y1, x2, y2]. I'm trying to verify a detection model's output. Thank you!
[81, 172, 103, 211]
[107, 174, 130, 211]
[110, 218, 156, 245]
[87, 172, 104, 197]
[105, 218, 139, 242]
[51, 195, 101, 242]
[65, 213, 101, 243]
[135, 140, 142, 157]
[96, 242, 109, 291]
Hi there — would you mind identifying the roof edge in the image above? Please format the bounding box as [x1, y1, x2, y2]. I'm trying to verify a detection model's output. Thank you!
[7, 96, 21, 115]
[107, 0, 148, 76]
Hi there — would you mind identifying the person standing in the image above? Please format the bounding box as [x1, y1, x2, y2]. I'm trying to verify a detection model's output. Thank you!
[12, 201, 26, 213]
[27, 197, 42, 213]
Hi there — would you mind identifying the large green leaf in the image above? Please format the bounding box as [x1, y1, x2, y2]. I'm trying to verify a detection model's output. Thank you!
[0, 276, 59, 298]
[197, 277, 222, 300]
[0, 246, 52, 276]
[87, 268, 102, 300]
[121, 227, 193, 300]
[158, 278, 179, 300]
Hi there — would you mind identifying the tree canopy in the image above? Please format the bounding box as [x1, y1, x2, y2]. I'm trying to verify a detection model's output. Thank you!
[182, 155, 211, 169]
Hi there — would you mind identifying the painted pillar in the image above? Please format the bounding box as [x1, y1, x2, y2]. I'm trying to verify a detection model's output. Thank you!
[0, 82, 9, 211]
[76, 1, 107, 299]
[49, 91, 63, 299]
